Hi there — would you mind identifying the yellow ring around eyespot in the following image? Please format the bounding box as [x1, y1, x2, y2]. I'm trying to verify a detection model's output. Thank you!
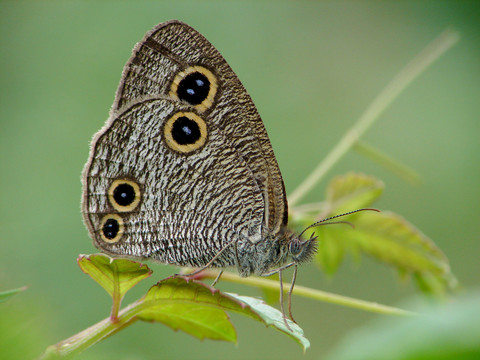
[164, 112, 208, 154]
[169, 66, 218, 113]
[99, 214, 124, 244]
[107, 179, 141, 212]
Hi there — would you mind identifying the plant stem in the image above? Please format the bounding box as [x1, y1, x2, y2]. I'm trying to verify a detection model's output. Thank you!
[0, 285, 28, 302]
[288, 27, 460, 207]
[201, 270, 414, 317]
[354, 141, 421, 185]
[40, 301, 142, 359]
[110, 261, 121, 321]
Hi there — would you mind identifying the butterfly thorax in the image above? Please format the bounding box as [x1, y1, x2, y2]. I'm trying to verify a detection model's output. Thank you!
[236, 228, 317, 277]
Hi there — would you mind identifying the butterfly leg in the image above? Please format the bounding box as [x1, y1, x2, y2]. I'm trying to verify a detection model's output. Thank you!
[211, 270, 224, 287]
[174, 240, 235, 279]
[261, 261, 295, 277]
[278, 270, 293, 332]
[287, 265, 298, 323]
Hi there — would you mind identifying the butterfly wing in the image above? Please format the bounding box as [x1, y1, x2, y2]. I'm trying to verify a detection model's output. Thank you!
[114, 20, 288, 233]
[82, 21, 287, 267]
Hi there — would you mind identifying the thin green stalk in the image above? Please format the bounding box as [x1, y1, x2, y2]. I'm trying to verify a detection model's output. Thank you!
[201, 270, 414, 317]
[110, 261, 121, 321]
[288, 27, 460, 207]
[40, 301, 142, 359]
[0, 285, 28, 302]
[354, 141, 421, 185]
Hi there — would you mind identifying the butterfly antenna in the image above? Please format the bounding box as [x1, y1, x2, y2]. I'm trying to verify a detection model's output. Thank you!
[299, 208, 379, 238]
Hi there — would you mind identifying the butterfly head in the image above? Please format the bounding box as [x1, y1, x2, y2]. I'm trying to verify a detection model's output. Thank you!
[287, 231, 318, 265]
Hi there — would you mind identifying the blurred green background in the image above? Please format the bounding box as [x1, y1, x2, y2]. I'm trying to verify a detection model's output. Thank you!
[1, 1, 479, 359]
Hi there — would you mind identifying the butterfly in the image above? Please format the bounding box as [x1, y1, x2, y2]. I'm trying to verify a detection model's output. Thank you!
[82, 20, 373, 326]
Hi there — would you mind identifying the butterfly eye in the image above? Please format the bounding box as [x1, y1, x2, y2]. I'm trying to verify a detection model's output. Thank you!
[164, 112, 207, 154]
[108, 179, 141, 212]
[99, 214, 124, 243]
[170, 66, 217, 112]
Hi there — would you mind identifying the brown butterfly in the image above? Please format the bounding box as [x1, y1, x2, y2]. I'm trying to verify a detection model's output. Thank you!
[82, 20, 373, 326]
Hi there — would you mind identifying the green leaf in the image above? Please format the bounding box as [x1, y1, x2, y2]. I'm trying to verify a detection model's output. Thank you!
[326, 172, 384, 214]
[137, 278, 310, 349]
[0, 286, 27, 303]
[316, 210, 457, 294]
[227, 293, 311, 351]
[138, 277, 258, 342]
[325, 291, 480, 360]
[297, 172, 457, 295]
[77, 254, 152, 299]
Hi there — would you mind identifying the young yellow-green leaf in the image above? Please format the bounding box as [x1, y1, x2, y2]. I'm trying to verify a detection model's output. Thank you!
[227, 293, 311, 350]
[78, 254, 152, 299]
[326, 172, 384, 214]
[289, 173, 383, 234]
[0, 286, 27, 303]
[315, 211, 457, 294]
[316, 227, 348, 275]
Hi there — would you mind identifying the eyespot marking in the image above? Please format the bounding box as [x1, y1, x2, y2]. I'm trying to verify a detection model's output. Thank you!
[164, 112, 207, 154]
[169, 66, 217, 112]
[108, 179, 141, 212]
[99, 214, 124, 243]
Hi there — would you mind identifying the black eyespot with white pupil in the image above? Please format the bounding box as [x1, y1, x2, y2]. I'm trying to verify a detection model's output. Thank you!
[177, 72, 210, 105]
[170, 66, 217, 112]
[164, 112, 207, 154]
[108, 179, 141, 212]
[113, 183, 135, 206]
[99, 214, 124, 244]
[171, 116, 201, 145]
[103, 218, 119, 240]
